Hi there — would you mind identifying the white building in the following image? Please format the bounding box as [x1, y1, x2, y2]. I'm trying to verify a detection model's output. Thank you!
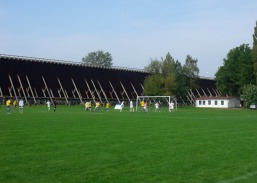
[195, 97, 241, 108]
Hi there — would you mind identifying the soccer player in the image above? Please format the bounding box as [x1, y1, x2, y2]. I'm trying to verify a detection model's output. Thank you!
[46, 100, 51, 111]
[85, 101, 89, 111]
[6, 99, 11, 114]
[120, 101, 124, 112]
[105, 102, 110, 112]
[19, 99, 24, 113]
[88, 101, 92, 111]
[140, 100, 145, 111]
[169, 101, 174, 112]
[13, 100, 17, 111]
[53, 99, 57, 112]
[155, 102, 160, 112]
[130, 100, 134, 112]
[143, 101, 148, 112]
[95, 101, 100, 111]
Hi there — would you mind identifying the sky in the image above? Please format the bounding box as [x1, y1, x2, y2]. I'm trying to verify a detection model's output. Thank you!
[1, 0, 257, 77]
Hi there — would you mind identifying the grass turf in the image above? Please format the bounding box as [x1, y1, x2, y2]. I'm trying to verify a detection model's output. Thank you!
[0, 105, 257, 183]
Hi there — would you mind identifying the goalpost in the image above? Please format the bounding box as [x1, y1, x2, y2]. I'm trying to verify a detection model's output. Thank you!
[135, 95, 177, 112]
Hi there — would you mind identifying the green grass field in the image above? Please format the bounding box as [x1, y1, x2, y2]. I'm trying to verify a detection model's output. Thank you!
[1, 105, 257, 183]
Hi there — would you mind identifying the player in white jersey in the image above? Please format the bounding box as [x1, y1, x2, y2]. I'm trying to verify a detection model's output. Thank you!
[120, 101, 124, 112]
[85, 101, 89, 111]
[129, 100, 134, 112]
[46, 100, 51, 111]
[19, 99, 24, 113]
[143, 101, 148, 112]
[169, 101, 174, 112]
[154, 102, 160, 112]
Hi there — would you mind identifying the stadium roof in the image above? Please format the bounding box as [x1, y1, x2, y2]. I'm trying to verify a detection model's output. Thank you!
[0, 54, 215, 80]
[0, 54, 148, 73]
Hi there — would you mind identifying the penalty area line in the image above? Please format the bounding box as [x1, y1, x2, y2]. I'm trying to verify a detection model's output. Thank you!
[218, 171, 257, 183]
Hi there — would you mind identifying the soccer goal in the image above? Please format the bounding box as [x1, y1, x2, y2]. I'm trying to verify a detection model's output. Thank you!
[135, 95, 177, 112]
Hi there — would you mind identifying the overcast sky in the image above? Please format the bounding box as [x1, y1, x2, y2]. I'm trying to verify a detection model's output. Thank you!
[1, 0, 257, 77]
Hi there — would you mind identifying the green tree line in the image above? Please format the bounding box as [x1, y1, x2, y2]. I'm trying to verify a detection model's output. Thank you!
[82, 21, 257, 106]
[143, 53, 199, 102]
[215, 21, 257, 107]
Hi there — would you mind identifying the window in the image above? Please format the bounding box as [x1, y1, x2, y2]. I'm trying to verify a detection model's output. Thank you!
[221, 101, 224, 105]
[208, 100, 211, 105]
[203, 101, 206, 105]
[215, 101, 218, 105]
[199, 100, 202, 105]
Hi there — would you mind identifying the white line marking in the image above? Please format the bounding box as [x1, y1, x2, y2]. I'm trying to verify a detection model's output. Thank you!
[218, 171, 257, 183]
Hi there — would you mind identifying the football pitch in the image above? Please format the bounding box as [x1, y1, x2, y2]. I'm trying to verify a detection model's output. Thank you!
[1, 105, 257, 183]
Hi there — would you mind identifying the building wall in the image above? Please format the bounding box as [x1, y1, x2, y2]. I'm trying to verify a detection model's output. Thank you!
[196, 98, 240, 108]
[228, 98, 241, 108]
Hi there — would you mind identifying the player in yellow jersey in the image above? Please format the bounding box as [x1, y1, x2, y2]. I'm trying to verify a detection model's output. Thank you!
[13, 100, 17, 110]
[6, 99, 11, 114]
[140, 100, 145, 111]
[94, 101, 100, 111]
[88, 101, 92, 111]
[105, 102, 110, 112]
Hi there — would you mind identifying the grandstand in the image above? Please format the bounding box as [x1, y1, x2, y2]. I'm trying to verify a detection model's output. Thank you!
[0, 54, 217, 105]
[0, 54, 148, 105]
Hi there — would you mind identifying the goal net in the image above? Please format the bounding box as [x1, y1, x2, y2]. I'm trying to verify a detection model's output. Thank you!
[135, 95, 177, 112]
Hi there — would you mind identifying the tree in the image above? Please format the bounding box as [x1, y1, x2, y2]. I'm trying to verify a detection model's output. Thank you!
[144, 74, 164, 95]
[183, 55, 199, 89]
[174, 61, 188, 101]
[163, 74, 176, 96]
[144, 58, 162, 74]
[143, 52, 196, 99]
[215, 44, 255, 96]
[82, 50, 113, 67]
[143, 53, 177, 96]
[253, 21, 257, 83]
[241, 84, 257, 107]
[162, 52, 176, 76]
[162, 53, 177, 95]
